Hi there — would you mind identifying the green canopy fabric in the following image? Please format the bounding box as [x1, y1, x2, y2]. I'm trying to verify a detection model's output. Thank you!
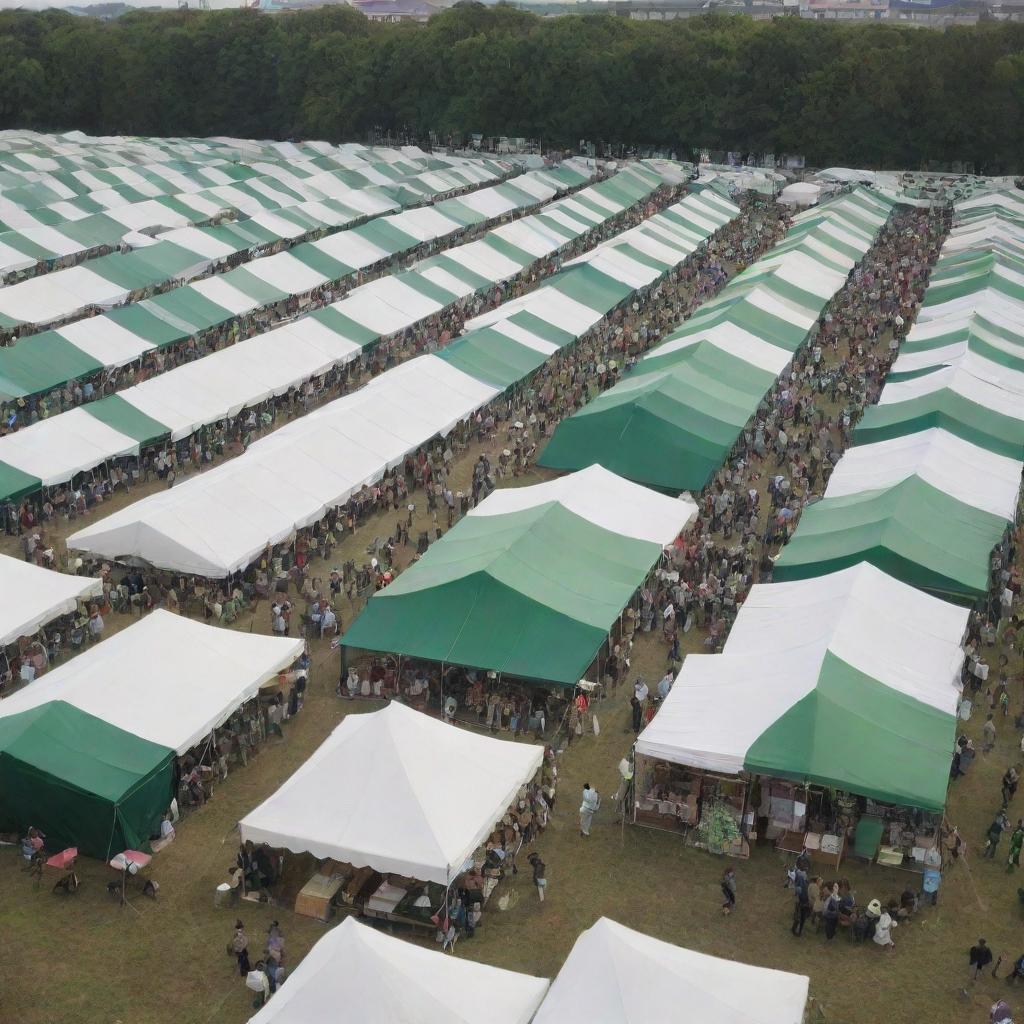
[0, 460, 42, 502]
[539, 344, 776, 492]
[86, 395, 170, 447]
[0, 702, 174, 858]
[854, 390, 1024, 459]
[342, 502, 662, 685]
[772, 476, 1007, 601]
[0, 334, 102, 400]
[438, 328, 547, 390]
[744, 651, 954, 811]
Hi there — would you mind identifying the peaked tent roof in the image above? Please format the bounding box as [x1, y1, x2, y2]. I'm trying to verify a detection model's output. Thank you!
[0, 610, 303, 754]
[772, 474, 1010, 601]
[239, 702, 543, 885]
[539, 188, 891, 491]
[636, 565, 966, 811]
[248, 917, 548, 1024]
[341, 468, 696, 684]
[0, 701, 174, 858]
[0, 555, 103, 646]
[532, 917, 808, 1024]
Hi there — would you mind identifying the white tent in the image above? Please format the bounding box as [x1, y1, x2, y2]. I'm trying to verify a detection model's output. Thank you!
[249, 917, 548, 1024]
[532, 917, 808, 1024]
[470, 464, 697, 545]
[778, 182, 821, 208]
[0, 609, 303, 753]
[68, 355, 499, 577]
[0, 555, 102, 647]
[823, 427, 1022, 521]
[239, 702, 543, 884]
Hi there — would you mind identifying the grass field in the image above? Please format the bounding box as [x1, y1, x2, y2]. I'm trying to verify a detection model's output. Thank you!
[0, 230, 1017, 1024]
[0, 450, 1020, 1024]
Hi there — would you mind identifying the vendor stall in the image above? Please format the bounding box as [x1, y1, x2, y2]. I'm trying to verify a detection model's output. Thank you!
[238, 702, 545, 930]
[634, 564, 968, 863]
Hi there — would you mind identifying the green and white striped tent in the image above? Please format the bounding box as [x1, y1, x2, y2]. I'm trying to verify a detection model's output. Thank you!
[0, 168, 691, 504]
[0, 164, 591, 403]
[773, 428, 1021, 600]
[66, 188, 739, 576]
[538, 188, 894, 491]
[778, 195, 1024, 601]
[635, 563, 968, 812]
[341, 466, 696, 685]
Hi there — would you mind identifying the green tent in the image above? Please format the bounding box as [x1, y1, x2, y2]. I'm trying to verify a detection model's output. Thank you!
[0, 702, 174, 859]
[772, 476, 1007, 602]
[539, 344, 776, 492]
[854, 388, 1024, 459]
[342, 502, 663, 685]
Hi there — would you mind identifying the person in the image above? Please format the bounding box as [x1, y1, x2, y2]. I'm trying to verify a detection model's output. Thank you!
[873, 902, 897, 952]
[1008, 953, 1024, 985]
[991, 999, 1013, 1024]
[579, 783, 600, 837]
[87, 606, 104, 642]
[657, 670, 673, 701]
[246, 961, 271, 1007]
[21, 826, 44, 861]
[630, 695, 643, 734]
[720, 867, 737, 916]
[231, 920, 251, 976]
[986, 812, 1011, 858]
[1010, 822, 1024, 872]
[527, 851, 546, 902]
[612, 756, 633, 819]
[1004, 766, 1021, 808]
[984, 714, 998, 753]
[822, 884, 841, 940]
[968, 940, 995, 989]
[634, 677, 649, 704]
[791, 883, 811, 936]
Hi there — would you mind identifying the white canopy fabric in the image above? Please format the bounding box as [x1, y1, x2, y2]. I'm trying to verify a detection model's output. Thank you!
[0, 556, 102, 646]
[248, 917, 548, 1024]
[0, 408, 141, 486]
[239, 702, 543, 884]
[532, 918, 808, 1024]
[0, 265, 129, 325]
[877, 365, 1024, 420]
[725, 563, 969, 706]
[68, 356, 498, 576]
[470, 464, 697, 546]
[825, 427, 1022, 520]
[636, 565, 968, 774]
[0, 609, 303, 754]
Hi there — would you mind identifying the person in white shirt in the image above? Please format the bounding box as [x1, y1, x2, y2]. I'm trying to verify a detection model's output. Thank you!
[634, 678, 649, 704]
[88, 609, 104, 641]
[657, 672, 673, 701]
[579, 783, 600, 837]
[320, 606, 337, 638]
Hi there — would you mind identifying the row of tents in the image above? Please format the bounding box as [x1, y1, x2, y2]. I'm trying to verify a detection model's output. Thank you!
[775, 188, 1024, 603]
[63, 186, 741, 577]
[637, 188, 1024, 813]
[0, 130, 512, 283]
[537, 187, 895, 491]
[0, 162, 651, 506]
[0, 161, 570, 333]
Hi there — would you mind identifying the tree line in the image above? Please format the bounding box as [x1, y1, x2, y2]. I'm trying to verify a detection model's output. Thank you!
[1, 4, 1023, 172]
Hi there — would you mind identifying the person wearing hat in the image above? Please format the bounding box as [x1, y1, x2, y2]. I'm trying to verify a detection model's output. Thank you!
[527, 852, 546, 902]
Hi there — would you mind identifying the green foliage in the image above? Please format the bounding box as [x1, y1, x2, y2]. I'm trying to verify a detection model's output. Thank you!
[0, 6, 1023, 170]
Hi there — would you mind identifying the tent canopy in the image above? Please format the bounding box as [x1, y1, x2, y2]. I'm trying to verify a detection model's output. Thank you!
[239, 702, 543, 885]
[532, 917, 808, 1024]
[0, 555, 102, 647]
[249, 917, 548, 1024]
[636, 565, 965, 811]
[0, 610, 303, 754]
[0, 701, 173, 858]
[341, 467, 696, 684]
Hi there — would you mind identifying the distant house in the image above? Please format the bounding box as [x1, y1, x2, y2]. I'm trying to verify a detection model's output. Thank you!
[799, 0, 889, 19]
[352, 0, 445, 19]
